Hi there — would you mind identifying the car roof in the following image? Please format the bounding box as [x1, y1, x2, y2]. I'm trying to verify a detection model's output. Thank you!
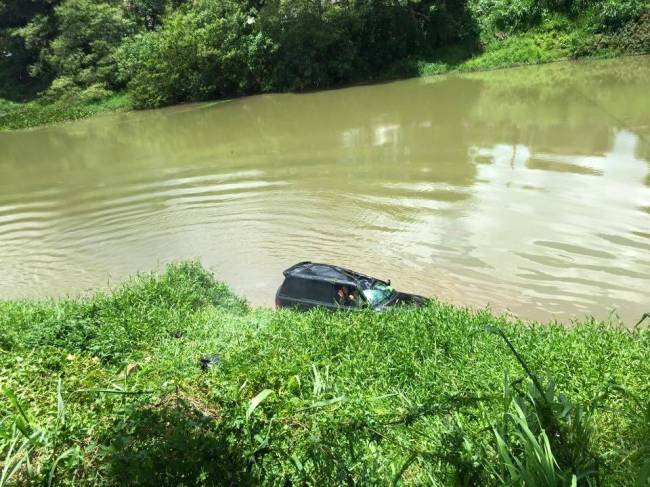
[283, 261, 384, 287]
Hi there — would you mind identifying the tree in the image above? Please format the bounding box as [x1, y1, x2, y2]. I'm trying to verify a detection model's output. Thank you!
[37, 0, 134, 98]
[0, 0, 61, 99]
[117, 0, 270, 108]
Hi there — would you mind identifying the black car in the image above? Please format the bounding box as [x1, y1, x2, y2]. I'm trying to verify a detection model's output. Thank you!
[275, 261, 427, 311]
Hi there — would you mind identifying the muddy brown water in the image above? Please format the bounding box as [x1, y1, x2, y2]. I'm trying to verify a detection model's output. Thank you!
[1, 56, 649, 324]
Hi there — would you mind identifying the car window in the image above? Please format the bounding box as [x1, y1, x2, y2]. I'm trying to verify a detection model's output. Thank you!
[306, 280, 335, 302]
[334, 285, 362, 308]
[362, 283, 395, 306]
[281, 277, 333, 302]
[280, 277, 304, 298]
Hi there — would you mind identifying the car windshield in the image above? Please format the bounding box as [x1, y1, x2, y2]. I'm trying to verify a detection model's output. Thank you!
[362, 282, 395, 307]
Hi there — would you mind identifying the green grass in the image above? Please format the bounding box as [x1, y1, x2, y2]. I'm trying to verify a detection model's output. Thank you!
[408, 31, 596, 78]
[0, 93, 131, 131]
[459, 31, 581, 71]
[1, 262, 648, 485]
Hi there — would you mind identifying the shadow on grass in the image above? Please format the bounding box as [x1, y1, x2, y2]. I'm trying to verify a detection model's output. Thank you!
[103, 396, 254, 486]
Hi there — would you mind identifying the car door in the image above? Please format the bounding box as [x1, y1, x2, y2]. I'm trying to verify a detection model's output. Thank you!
[277, 277, 310, 310]
[305, 280, 337, 310]
[278, 277, 337, 310]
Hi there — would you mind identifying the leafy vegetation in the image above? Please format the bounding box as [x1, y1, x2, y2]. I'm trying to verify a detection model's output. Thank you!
[0, 94, 129, 131]
[0, 0, 649, 129]
[1, 262, 649, 485]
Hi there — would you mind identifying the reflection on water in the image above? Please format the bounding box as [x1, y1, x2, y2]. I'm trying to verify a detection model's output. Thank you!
[0, 56, 649, 323]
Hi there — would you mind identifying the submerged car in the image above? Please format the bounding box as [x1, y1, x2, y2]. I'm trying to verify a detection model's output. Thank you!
[275, 261, 427, 311]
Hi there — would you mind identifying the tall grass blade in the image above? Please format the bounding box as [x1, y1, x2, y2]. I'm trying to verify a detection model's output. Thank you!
[392, 452, 418, 486]
[1, 386, 30, 425]
[56, 378, 65, 426]
[485, 325, 546, 402]
[312, 364, 322, 396]
[247, 389, 274, 421]
[47, 447, 79, 487]
[634, 312, 649, 330]
[0, 426, 29, 487]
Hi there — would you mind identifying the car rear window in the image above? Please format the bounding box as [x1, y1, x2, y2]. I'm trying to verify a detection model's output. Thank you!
[280, 277, 333, 302]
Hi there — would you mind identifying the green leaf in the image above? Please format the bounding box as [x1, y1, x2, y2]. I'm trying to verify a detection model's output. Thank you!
[298, 396, 345, 411]
[1, 386, 30, 426]
[246, 389, 273, 421]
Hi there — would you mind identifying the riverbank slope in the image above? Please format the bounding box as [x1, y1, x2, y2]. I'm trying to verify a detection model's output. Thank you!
[1, 262, 648, 485]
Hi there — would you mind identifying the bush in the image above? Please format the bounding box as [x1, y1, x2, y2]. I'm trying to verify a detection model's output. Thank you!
[614, 10, 650, 51]
[469, 0, 545, 32]
[42, 76, 113, 105]
[568, 10, 650, 57]
[41, 75, 82, 103]
[116, 0, 477, 104]
[469, 0, 649, 35]
[257, 0, 358, 91]
[259, 0, 477, 90]
[0, 92, 130, 130]
[585, 0, 647, 32]
[78, 82, 113, 103]
[117, 0, 268, 108]
[0, 261, 247, 362]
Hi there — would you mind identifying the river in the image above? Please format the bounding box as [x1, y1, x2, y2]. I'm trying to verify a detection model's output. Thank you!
[1, 56, 649, 323]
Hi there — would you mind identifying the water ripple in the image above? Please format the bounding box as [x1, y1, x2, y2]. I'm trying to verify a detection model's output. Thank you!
[1, 57, 650, 324]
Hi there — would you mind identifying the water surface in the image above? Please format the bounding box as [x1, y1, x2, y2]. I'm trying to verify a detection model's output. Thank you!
[1, 56, 649, 323]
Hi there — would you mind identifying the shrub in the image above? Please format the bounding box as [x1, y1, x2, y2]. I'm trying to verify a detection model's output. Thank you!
[469, 0, 545, 32]
[0, 261, 247, 363]
[41, 76, 81, 103]
[568, 10, 650, 57]
[78, 83, 113, 103]
[585, 0, 647, 32]
[257, 0, 358, 91]
[117, 0, 268, 108]
[612, 9, 650, 50]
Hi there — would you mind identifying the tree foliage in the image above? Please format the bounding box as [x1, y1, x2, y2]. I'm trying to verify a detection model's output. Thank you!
[38, 0, 135, 100]
[0, 0, 648, 105]
[117, 0, 269, 108]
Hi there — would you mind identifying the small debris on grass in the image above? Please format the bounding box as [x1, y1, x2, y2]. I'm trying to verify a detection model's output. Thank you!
[200, 355, 221, 371]
[126, 363, 140, 376]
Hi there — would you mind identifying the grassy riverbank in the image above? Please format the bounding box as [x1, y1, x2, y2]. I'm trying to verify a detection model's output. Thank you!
[0, 95, 130, 132]
[1, 262, 648, 485]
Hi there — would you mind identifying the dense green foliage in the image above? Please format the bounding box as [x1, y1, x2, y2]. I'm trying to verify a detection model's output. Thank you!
[1, 262, 649, 485]
[0, 0, 648, 122]
[0, 93, 129, 131]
